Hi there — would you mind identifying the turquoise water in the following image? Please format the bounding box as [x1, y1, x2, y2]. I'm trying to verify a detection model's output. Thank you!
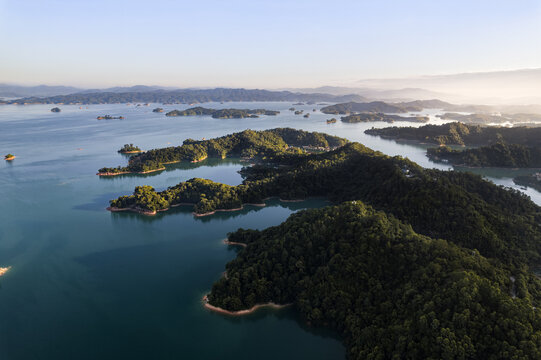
[0, 103, 539, 359]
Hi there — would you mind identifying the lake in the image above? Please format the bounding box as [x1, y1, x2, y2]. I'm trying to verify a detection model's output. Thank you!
[0, 102, 539, 359]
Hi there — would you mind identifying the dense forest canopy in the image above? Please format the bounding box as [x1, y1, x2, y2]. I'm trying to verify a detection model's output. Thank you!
[365, 122, 541, 147]
[98, 128, 347, 175]
[118, 144, 141, 153]
[108, 129, 541, 358]
[110, 134, 541, 268]
[208, 201, 541, 359]
[3, 88, 365, 105]
[165, 107, 280, 118]
[428, 143, 541, 167]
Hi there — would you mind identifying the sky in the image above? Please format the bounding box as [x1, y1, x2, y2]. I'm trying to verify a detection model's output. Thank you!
[1, 0, 540, 88]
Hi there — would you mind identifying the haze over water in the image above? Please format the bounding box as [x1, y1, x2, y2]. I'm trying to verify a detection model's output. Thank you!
[0, 103, 539, 359]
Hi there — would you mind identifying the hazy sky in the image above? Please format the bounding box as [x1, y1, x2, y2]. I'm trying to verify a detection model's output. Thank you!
[1, 0, 540, 88]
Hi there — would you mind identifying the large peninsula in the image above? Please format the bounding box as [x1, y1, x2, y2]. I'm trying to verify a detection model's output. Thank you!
[98, 128, 347, 176]
[108, 129, 541, 358]
[365, 122, 541, 146]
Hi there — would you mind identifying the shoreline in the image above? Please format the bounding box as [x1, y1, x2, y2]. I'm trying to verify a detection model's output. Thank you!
[202, 295, 291, 316]
[118, 150, 143, 154]
[107, 197, 313, 217]
[223, 239, 247, 247]
[4, 156, 15, 161]
[97, 167, 166, 176]
[0, 266, 11, 277]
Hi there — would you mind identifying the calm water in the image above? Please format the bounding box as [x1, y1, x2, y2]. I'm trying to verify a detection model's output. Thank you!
[0, 102, 539, 360]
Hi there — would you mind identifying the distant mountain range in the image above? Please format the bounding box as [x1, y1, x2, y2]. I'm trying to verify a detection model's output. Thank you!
[286, 86, 450, 102]
[0, 88, 366, 105]
[0, 84, 180, 98]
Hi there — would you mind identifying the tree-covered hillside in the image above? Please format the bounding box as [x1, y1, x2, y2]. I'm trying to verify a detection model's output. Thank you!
[208, 201, 541, 359]
[365, 122, 541, 147]
[110, 139, 541, 267]
[98, 128, 347, 175]
[428, 143, 541, 167]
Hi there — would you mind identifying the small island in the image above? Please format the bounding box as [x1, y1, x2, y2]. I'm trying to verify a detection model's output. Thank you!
[326, 118, 337, 124]
[0, 266, 10, 277]
[97, 115, 124, 120]
[152, 107, 164, 113]
[303, 113, 310, 118]
[4, 154, 15, 161]
[294, 110, 303, 115]
[50, 107, 61, 112]
[165, 107, 279, 119]
[118, 144, 142, 154]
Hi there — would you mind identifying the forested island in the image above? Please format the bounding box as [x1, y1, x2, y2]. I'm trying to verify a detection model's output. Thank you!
[2, 88, 364, 105]
[165, 107, 279, 118]
[438, 112, 541, 124]
[98, 128, 347, 176]
[97, 115, 124, 120]
[108, 129, 541, 358]
[365, 122, 541, 146]
[152, 107, 164, 113]
[320, 99, 453, 115]
[118, 144, 142, 154]
[4, 154, 15, 161]
[427, 143, 541, 167]
[50, 107, 61, 112]
[340, 113, 428, 123]
[514, 173, 541, 192]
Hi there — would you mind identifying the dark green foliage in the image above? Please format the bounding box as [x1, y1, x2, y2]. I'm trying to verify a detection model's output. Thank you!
[98, 128, 347, 174]
[428, 143, 541, 167]
[366, 122, 541, 147]
[341, 113, 428, 123]
[118, 144, 141, 153]
[208, 201, 541, 359]
[112, 139, 541, 266]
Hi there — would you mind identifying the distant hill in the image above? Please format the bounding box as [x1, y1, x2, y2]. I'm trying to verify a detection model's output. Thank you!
[288, 86, 451, 102]
[2, 88, 365, 105]
[0, 84, 83, 98]
[320, 100, 455, 114]
[78, 85, 179, 94]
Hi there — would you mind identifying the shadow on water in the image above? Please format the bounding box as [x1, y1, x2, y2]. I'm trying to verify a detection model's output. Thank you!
[206, 301, 343, 343]
[98, 157, 246, 180]
[73, 192, 121, 212]
[108, 197, 332, 224]
[452, 166, 541, 179]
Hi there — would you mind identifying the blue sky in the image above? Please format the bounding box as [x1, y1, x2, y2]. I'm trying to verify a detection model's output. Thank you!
[1, 0, 540, 88]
